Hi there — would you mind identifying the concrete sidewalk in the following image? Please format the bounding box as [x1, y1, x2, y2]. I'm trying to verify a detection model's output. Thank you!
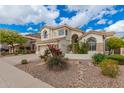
[0, 61, 53, 88]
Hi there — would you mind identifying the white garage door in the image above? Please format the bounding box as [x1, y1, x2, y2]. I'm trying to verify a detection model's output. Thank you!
[40, 46, 48, 55]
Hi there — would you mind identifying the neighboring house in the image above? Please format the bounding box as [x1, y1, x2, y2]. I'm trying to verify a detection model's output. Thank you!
[114, 38, 124, 55]
[23, 35, 40, 52]
[0, 43, 9, 52]
[8, 35, 40, 53]
[36, 25, 115, 55]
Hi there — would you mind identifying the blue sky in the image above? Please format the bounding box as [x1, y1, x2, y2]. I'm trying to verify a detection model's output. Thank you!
[0, 5, 124, 36]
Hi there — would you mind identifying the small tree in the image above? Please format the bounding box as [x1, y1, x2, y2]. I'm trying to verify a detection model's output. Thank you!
[106, 37, 123, 54]
[79, 42, 88, 54]
[121, 37, 124, 47]
[0, 29, 27, 53]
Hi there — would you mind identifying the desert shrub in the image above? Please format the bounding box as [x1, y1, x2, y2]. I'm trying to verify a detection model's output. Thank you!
[47, 56, 68, 71]
[67, 44, 73, 52]
[69, 42, 88, 54]
[79, 42, 88, 54]
[99, 59, 119, 78]
[107, 54, 124, 65]
[1, 51, 9, 56]
[74, 43, 80, 54]
[48, 44, 63, 56]
[21, 59, 28, 64]
[14, 52, 18, 55]
[46, 44, 68, 71]
[92, 53, 106, 65]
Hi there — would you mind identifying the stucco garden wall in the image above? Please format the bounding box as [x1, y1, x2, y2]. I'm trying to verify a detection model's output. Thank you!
[121, 48, 124, 55]
[65, 54, 92, 60]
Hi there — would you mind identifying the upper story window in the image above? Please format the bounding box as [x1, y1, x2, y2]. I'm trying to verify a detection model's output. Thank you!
[58, 29, 64, 36]
[43, 30, 48, 39]
[65, 30, 68, 35]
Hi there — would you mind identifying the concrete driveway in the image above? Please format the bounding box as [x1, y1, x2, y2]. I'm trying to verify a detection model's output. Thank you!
[0, 54, 53, 88]
[0, 54, 41, 65]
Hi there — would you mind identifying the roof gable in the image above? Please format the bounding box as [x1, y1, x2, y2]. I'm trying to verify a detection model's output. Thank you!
[40, 25, 84, 33]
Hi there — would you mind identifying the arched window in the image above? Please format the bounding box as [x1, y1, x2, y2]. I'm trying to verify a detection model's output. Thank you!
[43, 31, 48, 39]
[87, 37, 96, 51]
[72, 34, 78, 43]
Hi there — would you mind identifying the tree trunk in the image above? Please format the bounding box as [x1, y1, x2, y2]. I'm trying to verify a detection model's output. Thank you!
[108, 48, 111, 55]
[112, 49, 114, 55]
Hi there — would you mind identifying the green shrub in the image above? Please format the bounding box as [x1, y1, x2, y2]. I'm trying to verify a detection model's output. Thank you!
[92, 53, 106, 65]
[21, 59, 28, 64]
[1, 51, 9, 56]
[99, 59, 119, 78]
[14, 52, 18, 55]
[79, 42, 88, 54]
[47, 56, 68, 71]
[67, 44, 73, 52]
[107, 54, 124, 65]
[69, 42, 88, 54]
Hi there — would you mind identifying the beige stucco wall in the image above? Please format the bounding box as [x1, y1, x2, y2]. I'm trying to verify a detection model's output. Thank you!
[58, 39, 70, 53]
[41, 28, 52, 41]
[41, 28, 66, 41]
[53, 28, 66, 38]
[121, 48, 124, 55]
[41, 27, 83, 43]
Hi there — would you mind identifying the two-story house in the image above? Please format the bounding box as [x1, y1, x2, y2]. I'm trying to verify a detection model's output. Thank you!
[36, 25, 115, 55]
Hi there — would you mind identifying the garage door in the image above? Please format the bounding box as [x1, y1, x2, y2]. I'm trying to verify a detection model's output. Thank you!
[40, 46, 48, 55]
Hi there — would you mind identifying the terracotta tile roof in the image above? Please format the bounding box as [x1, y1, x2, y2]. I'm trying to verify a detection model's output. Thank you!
[23, 35, 40, 40]
[26, 33, 41, 38]
[80, 30, 115, 39]
[41, 25, 84, 33]
[37, 37, 65, 44]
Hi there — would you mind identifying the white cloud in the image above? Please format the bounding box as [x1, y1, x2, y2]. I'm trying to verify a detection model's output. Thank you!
[20, 32, 31, 35]
[0, 5, 120, 29]
[108, 20, 113, 25]
[60, 5, 117, 27]
[0, 5, 59, 25]
[97, 19, 107, 25]
[27, 27, 38, 32]
[60, 12, 90, 27]
[86, 28, 92, 32]
[34, 29, 38, 32]
[27, 27, 33, 31]
[105, 20, 124, 33]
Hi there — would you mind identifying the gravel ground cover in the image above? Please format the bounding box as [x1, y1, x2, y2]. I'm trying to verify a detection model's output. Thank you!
[16, 60, 124, 88]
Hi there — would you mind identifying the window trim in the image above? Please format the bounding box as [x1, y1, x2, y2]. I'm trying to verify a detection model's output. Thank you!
[58, 29, 65, 36]
[43, 30, 48, 39]
[87, 37, 96, 51]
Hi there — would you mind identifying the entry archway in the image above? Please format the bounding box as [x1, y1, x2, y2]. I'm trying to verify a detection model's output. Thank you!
[71, 34, 79, 44]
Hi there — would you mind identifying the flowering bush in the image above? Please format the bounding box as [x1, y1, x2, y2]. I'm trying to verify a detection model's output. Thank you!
[21, 59, 28, 64]
[47, 44, 63, 56]
[46, 44, 67, 71]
